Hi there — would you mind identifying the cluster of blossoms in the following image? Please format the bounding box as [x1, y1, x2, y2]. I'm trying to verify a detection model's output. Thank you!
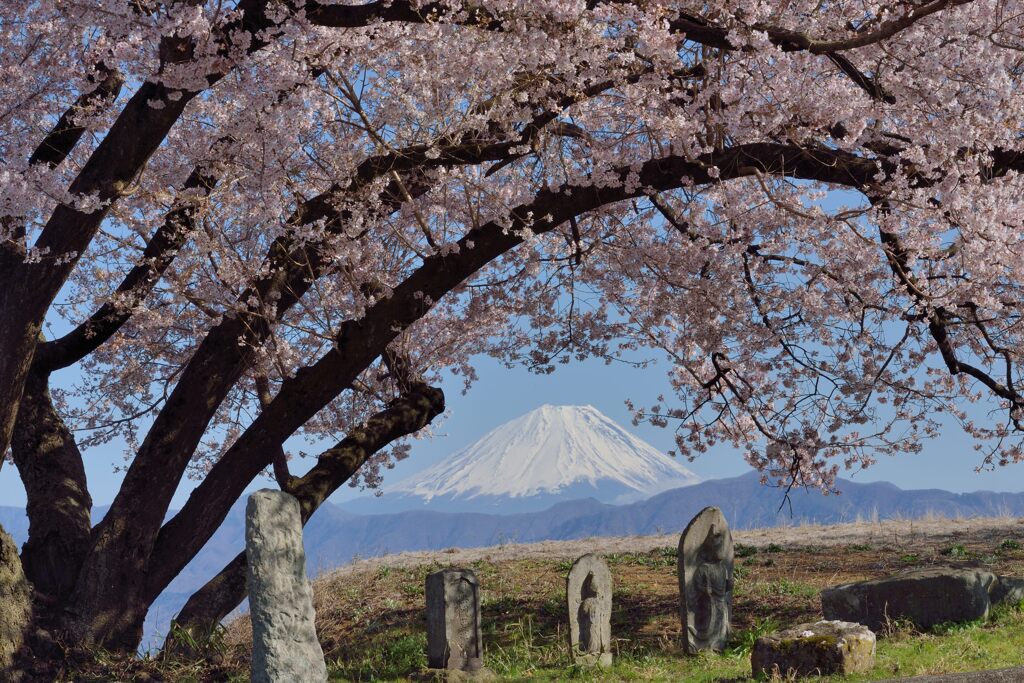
[5, 0, 1024, 491]
[4, 0, 1024, 651]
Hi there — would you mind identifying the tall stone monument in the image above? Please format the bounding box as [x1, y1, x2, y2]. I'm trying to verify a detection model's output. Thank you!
[678, 506, 734, 653]
[426, 568, 484, 671]
[566, 554, 613, 667]
[245, 489, 327, 683]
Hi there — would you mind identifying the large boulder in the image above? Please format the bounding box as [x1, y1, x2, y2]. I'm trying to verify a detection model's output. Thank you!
[0, 525, 31, 673]
[822, 566, 1024, 631]
[751, 620, 875, 678]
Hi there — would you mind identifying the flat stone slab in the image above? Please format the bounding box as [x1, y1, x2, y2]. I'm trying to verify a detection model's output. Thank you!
[822, 566, 1024, 631]
[751, 620, 875, 678]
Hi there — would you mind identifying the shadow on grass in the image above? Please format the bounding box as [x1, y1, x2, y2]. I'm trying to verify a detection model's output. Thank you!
[326, 590, 795, 681]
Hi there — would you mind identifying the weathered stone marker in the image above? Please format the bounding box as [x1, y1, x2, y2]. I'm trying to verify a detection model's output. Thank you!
[426, 568, 484, 671]
[751, 620, 875, 678]
[822, 565, 1024, 631]
[566, 554, 613, 666]
[678, 506, 734, 653]
[245, 489, 327, 683]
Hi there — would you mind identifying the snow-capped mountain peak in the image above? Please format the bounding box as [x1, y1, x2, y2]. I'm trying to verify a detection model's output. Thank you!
[387, 404, 700, 508]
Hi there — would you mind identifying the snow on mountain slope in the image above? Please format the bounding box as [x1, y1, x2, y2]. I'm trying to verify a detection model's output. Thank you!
[387, 404, 700, 506]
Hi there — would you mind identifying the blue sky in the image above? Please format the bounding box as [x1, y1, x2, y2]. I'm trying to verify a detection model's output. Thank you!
[337, 355, 1024, 502]
[3, 348, 1023, 511]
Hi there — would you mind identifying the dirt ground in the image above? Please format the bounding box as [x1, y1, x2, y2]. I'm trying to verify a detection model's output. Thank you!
[212, 515, 1024, 682]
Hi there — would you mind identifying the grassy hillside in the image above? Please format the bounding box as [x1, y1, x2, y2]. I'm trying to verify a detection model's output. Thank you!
[69, 519, 1024, 681]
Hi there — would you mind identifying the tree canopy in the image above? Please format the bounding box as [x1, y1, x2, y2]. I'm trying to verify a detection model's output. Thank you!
[2, 0, 1024, 665]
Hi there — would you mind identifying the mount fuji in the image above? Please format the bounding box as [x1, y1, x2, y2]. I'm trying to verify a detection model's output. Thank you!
[344, 404, 701, 514]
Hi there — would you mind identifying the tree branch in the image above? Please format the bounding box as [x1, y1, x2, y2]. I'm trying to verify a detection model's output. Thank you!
[28, 63, 124, 171]
[148, 142, 882, 588]
[33, 164, 218, 372]
[156, 382, 444, 652]
[9, 366, 92, 605]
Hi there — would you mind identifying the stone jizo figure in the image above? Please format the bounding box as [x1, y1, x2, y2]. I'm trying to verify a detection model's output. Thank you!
[426, 568, 484, 671]
[678, 506, 734, 653]
[245, 489, 327, 683]
[566, 553, 613, 666]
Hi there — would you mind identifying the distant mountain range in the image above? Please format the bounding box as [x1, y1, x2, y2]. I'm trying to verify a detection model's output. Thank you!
[306, 472, 1024, 565]
[5, 405, 1024, 649]
[344, 404, 701, 514]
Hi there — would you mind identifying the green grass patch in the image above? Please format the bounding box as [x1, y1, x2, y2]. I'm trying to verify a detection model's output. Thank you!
[323, 601, 1024, 681]
[743, 578, 819, 599]
[941, 544, 970, 559]
[330, 633, 426, 682]
[604, 547, 678, 570]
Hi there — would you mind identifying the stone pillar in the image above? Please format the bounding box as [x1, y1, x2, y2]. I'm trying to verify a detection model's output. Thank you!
[245, 489, 327, 683]
[425, 568, 483, 671]
[566, 554, 613, 666]
[678, 506, 734, 653]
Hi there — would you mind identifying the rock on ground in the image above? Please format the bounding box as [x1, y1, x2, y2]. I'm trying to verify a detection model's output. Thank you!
[751, 620, 875, 678]
[821, 566, 1024, 631]
[425, 568, 484, 671]
[566, 553, 613, 667]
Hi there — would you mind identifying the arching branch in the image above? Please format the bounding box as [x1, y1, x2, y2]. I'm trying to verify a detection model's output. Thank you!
[157, 382, 444, 655]
[147, 142, 881, 592]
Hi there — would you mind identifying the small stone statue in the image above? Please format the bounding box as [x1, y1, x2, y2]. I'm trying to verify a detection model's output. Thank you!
[679, 506, 734, 653]
[567, 554, 613, 666]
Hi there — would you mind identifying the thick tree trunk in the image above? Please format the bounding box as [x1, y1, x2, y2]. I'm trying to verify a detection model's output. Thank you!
[0, 267, 41, 466]
[163, 384, 444, 656]
[64, 195, 403, 648]
[65, 313, 263, 650]
[0, 523, 32, 676]
[0, 65, 123, 462]
[10, 368, 92, 605]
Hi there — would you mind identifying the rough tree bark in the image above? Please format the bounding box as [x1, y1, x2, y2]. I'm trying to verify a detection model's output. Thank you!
[0, 526, 32, 677]
[9, 367, 92, 607]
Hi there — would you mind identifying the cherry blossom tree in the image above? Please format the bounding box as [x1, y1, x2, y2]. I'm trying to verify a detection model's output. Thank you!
[3, 0, 1024, 670]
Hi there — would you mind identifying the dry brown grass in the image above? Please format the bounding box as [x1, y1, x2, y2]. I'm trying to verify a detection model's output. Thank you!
[213, 516, 1024, 681]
